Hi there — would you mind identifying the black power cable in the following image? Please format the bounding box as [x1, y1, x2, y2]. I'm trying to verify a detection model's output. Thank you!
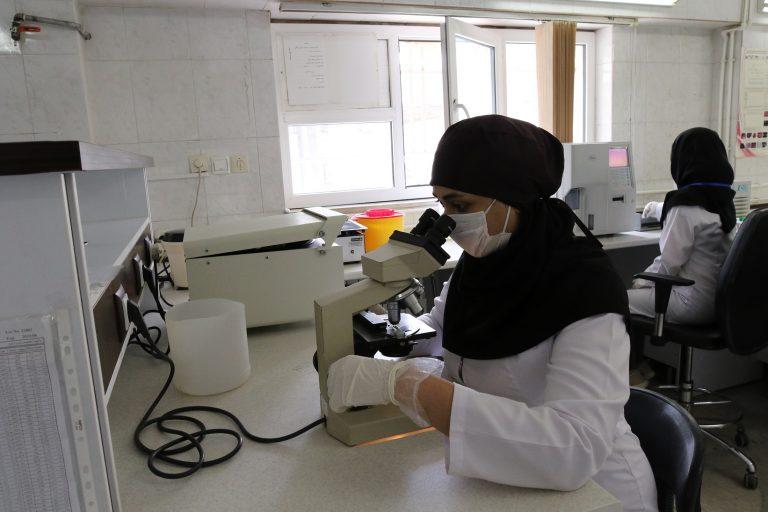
[128, 303, 325, 479]
[154, 260, 177, 309]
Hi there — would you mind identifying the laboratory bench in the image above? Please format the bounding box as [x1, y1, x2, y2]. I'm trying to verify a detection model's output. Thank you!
[344, 230, 662, 281]
[107, 318, 622, 512]
[344, 230, 663, 311]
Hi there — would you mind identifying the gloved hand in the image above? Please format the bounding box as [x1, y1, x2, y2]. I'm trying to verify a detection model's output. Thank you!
[391, 358, 444, 427]
[327, 355, 444, 427]
[327, 355, 395, 413]
[642, 201, 662, 221]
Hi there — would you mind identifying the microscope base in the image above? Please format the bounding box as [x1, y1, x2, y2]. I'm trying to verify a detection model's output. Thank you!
[325, 404, 421, 446]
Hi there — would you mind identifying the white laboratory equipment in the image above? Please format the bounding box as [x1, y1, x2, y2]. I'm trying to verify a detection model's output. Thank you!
[166, 299, 251, 396]
[557, 142, 639, 236]
[184, 208, 347, 328]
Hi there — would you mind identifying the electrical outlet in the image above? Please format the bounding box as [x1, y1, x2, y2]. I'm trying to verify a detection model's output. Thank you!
[188, 154, 212, 174]
[143, 235, 154, 263]
[230, 154, 249, 173]
[114, 286, 129, 337]
[132, 255, 144, 293]
[212, 156, 229, 174]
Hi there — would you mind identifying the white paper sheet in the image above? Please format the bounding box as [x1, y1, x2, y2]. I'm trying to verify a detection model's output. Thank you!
[283, 33, 379, 107]
[0, 315, 79, 512]
[285, 37, 328, 106]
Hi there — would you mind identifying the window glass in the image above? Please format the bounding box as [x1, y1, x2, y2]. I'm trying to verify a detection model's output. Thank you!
[505, 42, 538, 126]
[573, 43, 586, 143]
[399, 40, 445, 187]
[288, 122, 394, 194]
[506, 41, 587, 142]
[455, 36, 496, 119]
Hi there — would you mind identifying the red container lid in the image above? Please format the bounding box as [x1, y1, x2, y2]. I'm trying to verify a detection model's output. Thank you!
[355, 208, 404, 219]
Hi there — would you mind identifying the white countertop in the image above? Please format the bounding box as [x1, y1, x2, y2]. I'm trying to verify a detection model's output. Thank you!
[344, 230, 661, 281]
[108, 320, 621, 512]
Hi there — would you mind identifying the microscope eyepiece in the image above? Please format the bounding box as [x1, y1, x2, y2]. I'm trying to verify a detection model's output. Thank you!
[386, 210, 454, 265]
[410, 208, 441, 236]
[424, 214, 455, 247]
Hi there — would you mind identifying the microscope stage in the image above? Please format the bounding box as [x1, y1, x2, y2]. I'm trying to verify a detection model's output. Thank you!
[353, 312, 436, 357]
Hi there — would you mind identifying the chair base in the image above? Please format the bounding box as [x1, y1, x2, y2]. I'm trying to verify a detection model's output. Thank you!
[652, 383, 758, 489]
[702, 430, 758, 490]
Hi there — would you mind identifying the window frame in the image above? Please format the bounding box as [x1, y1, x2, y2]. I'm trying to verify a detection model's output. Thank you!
[497, 28, 596, 143]
[444, 18, 507, 124]
[273, 24, 442, 209]
[273, 23, 596, 208]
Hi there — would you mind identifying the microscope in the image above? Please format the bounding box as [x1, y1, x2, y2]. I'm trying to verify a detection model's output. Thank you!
[314, 209, 455, 446]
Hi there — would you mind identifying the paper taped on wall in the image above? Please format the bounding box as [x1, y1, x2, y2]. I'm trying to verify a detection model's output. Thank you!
[282, 33, 380, 108]
[738, 49, 768, 157]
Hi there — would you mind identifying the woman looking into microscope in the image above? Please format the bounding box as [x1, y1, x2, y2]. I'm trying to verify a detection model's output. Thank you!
[327, 116, 657, 512]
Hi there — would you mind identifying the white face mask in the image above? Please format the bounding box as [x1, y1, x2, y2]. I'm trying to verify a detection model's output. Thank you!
[449, 199, 512, 258]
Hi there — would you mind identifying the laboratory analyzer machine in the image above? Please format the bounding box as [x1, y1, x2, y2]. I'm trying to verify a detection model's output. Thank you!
[557, 142, 638, 236]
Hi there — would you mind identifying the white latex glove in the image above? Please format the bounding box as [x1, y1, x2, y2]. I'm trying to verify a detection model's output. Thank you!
[327, 355, 394, 413]
[642, 201, 662, 221]
[327, 355, 444, 427]
[392, 358, 444, 427]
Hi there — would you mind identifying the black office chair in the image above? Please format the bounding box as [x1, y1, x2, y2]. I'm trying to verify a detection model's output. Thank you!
[629, 208, 768, 490]
[625, 387, 704, 512]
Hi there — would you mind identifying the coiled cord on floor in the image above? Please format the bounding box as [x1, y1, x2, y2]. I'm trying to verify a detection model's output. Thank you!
[130, 319, 325, 479]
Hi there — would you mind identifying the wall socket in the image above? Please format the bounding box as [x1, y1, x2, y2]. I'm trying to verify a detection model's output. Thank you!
[113, 286, 129, 337]
[212, 156, 229, 174]
[189, 154, 212, 174]
[230, 154, 249, 173]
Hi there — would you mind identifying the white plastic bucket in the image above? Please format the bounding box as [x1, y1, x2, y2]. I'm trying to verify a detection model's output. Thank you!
[166, 299, 251, 396]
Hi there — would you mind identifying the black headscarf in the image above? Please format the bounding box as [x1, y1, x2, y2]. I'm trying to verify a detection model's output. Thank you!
[431, 115, 629, 359]
[661, 127, 736, 233]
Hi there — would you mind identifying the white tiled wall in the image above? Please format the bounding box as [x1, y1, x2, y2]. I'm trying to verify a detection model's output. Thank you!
[0, 0, 90, 142]
[80, 6, 284, 235]
[599, 24, 721, 204]
[0, 1, 753, 227]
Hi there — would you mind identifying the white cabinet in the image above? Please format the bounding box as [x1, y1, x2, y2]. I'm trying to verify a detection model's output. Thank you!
[0, 141, 153, 512]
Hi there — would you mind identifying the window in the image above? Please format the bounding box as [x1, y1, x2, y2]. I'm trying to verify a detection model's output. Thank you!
[288, 122, 394, 194]
[505, 42, 538, 125]
[275, 23, 594, 208]
[399, 40, 445, 187]
[275, 25, 444, 208]
[454, 36, 497, 118]
[503, 30, 594, 143]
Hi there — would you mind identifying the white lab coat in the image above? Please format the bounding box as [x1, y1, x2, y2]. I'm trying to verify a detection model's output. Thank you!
[415, 280, 658, 512]
[629, 204, 733, 324]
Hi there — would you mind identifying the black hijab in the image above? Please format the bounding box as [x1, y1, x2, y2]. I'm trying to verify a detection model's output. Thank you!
[661, 127, 736, 233]
[430, 115, 629, 360]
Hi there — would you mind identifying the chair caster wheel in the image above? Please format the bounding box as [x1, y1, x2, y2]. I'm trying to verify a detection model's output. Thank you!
[736, 429, 750, 448]
[744, 473, 758, 490]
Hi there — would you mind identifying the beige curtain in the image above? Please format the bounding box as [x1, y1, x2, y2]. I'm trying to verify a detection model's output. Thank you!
[535, 21, 576, 142]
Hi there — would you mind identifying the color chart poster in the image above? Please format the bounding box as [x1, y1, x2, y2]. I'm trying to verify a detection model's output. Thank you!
[738, 49, 768, 157]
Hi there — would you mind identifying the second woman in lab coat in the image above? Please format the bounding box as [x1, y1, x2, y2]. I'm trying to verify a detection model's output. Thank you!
[630, 127, 736, 324]
[327, 116, 658, 512]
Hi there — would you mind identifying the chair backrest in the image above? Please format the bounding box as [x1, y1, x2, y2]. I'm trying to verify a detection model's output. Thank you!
[624, 388, 704, 512]
[716, 208, 768, 355]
